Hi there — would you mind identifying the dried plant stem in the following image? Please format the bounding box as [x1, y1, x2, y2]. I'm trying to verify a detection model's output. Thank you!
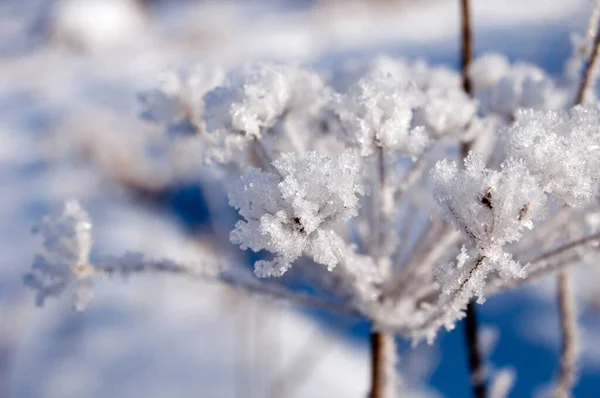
[465, 301, 486, 398]
[550, 4, 600, 393]
[390, 226, 460, 298]
[460, 0, 473, 96]
[517, 208, 573, 256]
[485, 231, 600, 295]
[394, 149, 433, 202]
[527, 231, 600, 265]
[553, 271, 579, 398]
[369, 145, 397, 398]
[575, 0, 600, 105]
[94, 256, 357, 317]
[371, 146, 387, 268]
[459, 1, 486, 396]
[370, 331, 397, 398]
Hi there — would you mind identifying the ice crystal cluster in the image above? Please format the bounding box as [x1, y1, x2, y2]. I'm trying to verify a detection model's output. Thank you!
[229, 150, 365, 277]
[27, 52, 600, 344]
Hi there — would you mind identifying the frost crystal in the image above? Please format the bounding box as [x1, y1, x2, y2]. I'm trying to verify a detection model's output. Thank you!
[139, 65, 224, 136]
[205, 64, 328, 138]
[431, 153, 546, 303]
[469, 54, 559, 118]
[370, 56, 461, 91]
[414, 87, 477, 139]
[25, 200, 96, 310]
[506, 106, 600, 206]
[229, 150, 365, 277]
[432, 153, 546, 251]
[332, 68, 429, 157]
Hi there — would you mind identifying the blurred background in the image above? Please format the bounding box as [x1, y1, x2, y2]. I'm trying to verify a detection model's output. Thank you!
[1, 0, 599, 397]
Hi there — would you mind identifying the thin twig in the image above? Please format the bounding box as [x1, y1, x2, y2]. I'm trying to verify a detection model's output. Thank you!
[93, 255, 359, 317]
[485, 231, 600, 295]
[459, 1, 486, 396]
[553, 271, 579, 398]
[465, 301, 486, 398]
[387, 226, 460, 299]
[527, 232, 600, 265]
[574, 0, 600, 105]
[393, 149, 433, 203]
[371, 147, 387, 268]
[460, 0, 473, 96]
[516, 207, 573, 257]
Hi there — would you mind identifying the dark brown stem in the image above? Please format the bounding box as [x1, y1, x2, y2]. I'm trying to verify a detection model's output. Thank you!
[465, 301, 486, 398]
[370, 331, 396, 398]
[460, 0, 473, 96]
[459, 2, 485, 396]
[370, 332, 384, 398]
[575, 13, 600, 105]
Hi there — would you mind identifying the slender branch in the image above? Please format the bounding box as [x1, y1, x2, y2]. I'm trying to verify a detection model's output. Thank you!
[526, 232, 600, 265]
[515, 208, 573, 257]
[372, 147, 387, 267]
[486, 254, 580, 297]
[465, 301, 487, 398]
[393, 149, 433, 203]
[92, 254, 359, 317]
[368, 145, 397, 398]
[460, 0, 473, 96]
[553, 271, 579, 398]
[387, 226, 460, 299]
[575, 0, 600, 105]
[371, 147, 386, 256]
[459, 2, 487, 396]
[370, 331, 397, 398]
[485, 231, 600, 295]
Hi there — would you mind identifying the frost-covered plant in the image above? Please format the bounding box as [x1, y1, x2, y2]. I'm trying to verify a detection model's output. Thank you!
[25, 1, 600, 397]
[229, 150, 365, 277]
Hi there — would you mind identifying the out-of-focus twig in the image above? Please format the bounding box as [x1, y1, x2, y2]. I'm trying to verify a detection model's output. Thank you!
[574, 0, 600, 105]
[553, 271, 579, 398]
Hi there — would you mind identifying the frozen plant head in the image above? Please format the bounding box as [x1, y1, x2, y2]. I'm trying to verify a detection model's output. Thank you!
[469, 54, 560, 118]
[430, 153, 547, 307]
[432, 152, 547, 251]
[25, 200, 95, 310]
[204, 63, 329, 139]
[139, 65, 224, 136]
[506, 106, 600, 206]
[332, 67, 429, 157]
[413, 87, 478, 139]
[228, 150, 365, 277]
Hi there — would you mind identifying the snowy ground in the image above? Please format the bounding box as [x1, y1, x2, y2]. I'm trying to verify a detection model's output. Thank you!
[0, 0, 597, 397]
